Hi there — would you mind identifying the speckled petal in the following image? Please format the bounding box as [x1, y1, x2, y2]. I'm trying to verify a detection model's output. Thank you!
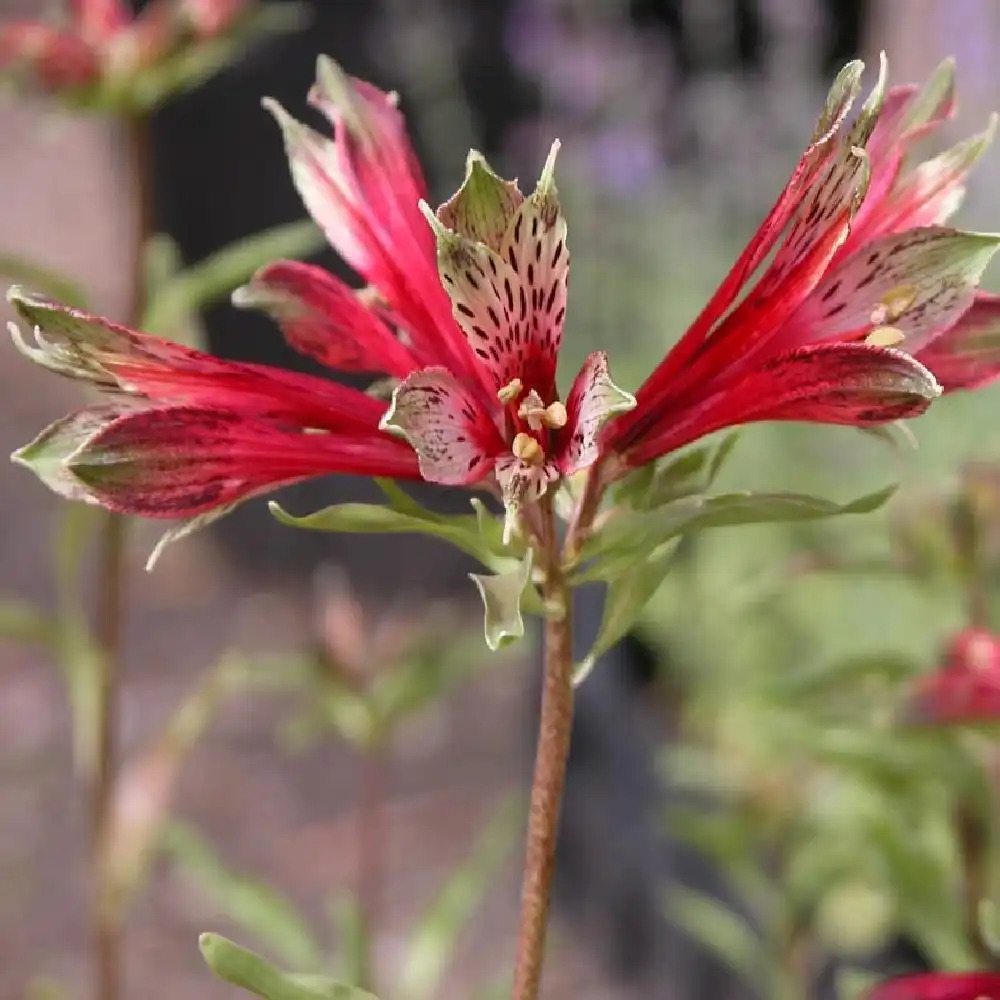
[380, 367, 504, 484]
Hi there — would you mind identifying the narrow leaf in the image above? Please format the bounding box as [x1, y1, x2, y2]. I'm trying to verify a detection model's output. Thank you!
[398, 796, 520, 1000]
[573, 539, 681, 685]
[168, 826, 324, 970]
[664, 885, 768, 996]
[270, 500, 510, 572]
[579, 485, 897, 581]
[142, 220, 323, 334]
[199, 933, 377, 1000]
[0, 255, 88, 308]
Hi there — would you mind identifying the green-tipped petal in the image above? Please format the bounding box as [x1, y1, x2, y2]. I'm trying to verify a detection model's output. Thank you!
[436, 150, 524, 250]
[813, 58, 865, 143]
[11, 405, 130, 502]
[799, 227, 1000, 349]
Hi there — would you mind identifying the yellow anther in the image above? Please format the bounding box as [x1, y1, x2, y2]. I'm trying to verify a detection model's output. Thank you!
[518, 391, 566, 430]
[865, 326, 906, 347]
[497, 377, 524, 404]
[872, 285, 917, 325]
[512, 432, 544, 466]
[543, 401, 568, 429]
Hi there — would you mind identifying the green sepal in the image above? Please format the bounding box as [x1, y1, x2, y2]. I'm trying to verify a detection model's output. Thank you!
[11, 408, 121, 502]
[576, 485, 897, 583]
[469, 551, 533, 651]
[199, 933, 377, 1000]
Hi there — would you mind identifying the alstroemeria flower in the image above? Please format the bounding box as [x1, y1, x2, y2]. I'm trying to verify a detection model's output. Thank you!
[867, 971, 1000, 1000]
[0, 0, 256, 101]
[8, 57, 633, 549]
[901, 629, 1000, 726]
[601, 56, 1000, 473]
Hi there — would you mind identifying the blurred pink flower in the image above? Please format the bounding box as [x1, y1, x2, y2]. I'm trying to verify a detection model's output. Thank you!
[868, 970, 1000, 1000]
[0, 0, 250, 96]
[902, 629, 1000, 725]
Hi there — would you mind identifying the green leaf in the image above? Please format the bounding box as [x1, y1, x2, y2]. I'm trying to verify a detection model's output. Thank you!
[0, 599, 55, 646]
[270, 492, 515, 573]
[578, 485, 897, 582]
[574, 538, 681, 686]
[142, 220, 323, 336]
[469, 552, 533, 651]
[664, 885, 768, 996]
[368, 625, 487, 731]
[50, 502, 105, 778]
[199, 933, 377, 1000]
[764, 652, 919, 703]
[140, 233, 207, 350]
[616, 432, 740, 510]
[167, 826, 324, 971]
[398, 796, 521, 1000]
[0, 255, 88, 308]
[326, 894, 371, 991]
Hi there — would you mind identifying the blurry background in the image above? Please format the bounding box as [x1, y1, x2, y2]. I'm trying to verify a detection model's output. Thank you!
[4, 1, 1000, 998]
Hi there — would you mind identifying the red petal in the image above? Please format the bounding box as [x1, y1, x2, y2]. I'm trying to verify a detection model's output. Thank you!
[234, 260, 416, 377]
[68, 405, 420, 518]
[267, 60, 476, 384]
[867, 972, 1000, 1000]
[557, 351, 634, 474]
[636, 60, 869, 400]
[10, 291, 391, 434]
[623, 343, 939, 467]
[0, 22, 100, 91]
[839, 65, 956, 258]
[69, 0, 129, 44]
[916, 292, 1000, 391]
[618, 63, 885, 454]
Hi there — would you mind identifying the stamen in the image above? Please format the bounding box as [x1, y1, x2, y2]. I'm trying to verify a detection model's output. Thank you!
[512, 432, 544, 466]
[517, 389, 546, 429]
[498, 377, 524, 404]
[518, 391, 566, 430]
[543, 401, 568, 429]
[865, 326, 905, 347]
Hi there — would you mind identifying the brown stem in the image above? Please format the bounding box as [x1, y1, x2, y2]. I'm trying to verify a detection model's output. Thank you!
[511, 507, 574, 1000]
[92, 510, 126, 1000]
[957, 798, 991, 962]
[90, 113, 155, 1000]
[355, 739, 387, 993]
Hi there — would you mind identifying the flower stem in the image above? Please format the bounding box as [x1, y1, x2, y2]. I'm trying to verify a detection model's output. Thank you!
[92, 510, 125, 1000]
[511, 516, 574, 1000]
[355, 738, 387, 993]
[90, 113, 154, 1000]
